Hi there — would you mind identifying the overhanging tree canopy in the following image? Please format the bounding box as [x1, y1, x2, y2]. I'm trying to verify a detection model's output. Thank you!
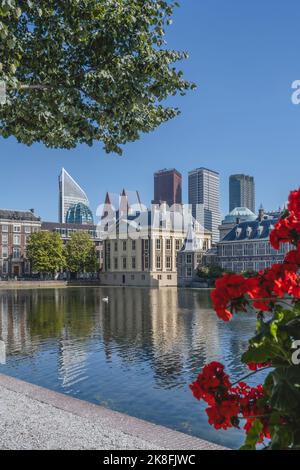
[0, 0, 194, 154]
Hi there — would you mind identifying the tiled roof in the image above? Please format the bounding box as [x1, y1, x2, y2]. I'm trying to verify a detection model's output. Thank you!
[0, 209, 41, 222]
[221, 219, 278, 242]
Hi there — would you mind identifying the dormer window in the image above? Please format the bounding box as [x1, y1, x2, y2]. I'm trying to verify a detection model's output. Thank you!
[246, 226, 252, 238]
[235, 227, 242, 238]
[258, 225, 264, 236]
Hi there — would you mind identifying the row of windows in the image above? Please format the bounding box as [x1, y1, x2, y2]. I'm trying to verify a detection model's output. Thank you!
[107, 255, 173, 271]
[219, 242, 289, 257]
[102, 273, 173, 282]
[54, 228, 98, 238]
[1, 247, 22, 259]
[106, 239, 184, 253]
[0, 234, 30, 245]
[221, 260, 275, 273]
[0, 224, 37, 233]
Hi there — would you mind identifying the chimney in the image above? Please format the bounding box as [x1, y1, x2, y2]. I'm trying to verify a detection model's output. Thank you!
[258, 204, 264, 221]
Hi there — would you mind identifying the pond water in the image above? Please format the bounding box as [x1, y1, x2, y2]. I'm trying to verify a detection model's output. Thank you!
[0, 286, 264, 449]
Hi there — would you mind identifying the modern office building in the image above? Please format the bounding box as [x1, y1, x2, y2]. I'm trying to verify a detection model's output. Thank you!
[188, 167, 221, 244]
[58, 168, 91, 224]
[229, 174, 255, 213]
[153, 168, 182, 208]
[0, 209, 41, 278]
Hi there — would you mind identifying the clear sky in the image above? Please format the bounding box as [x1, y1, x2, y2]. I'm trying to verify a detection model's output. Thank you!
[1, 0, 300, 221]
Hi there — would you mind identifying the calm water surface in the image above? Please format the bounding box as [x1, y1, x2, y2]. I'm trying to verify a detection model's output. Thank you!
[0, 287, 263, 449]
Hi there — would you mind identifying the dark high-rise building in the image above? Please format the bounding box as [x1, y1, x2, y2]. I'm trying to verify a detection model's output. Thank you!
[229, 174, 255, 213]
[153, 169, 182, 207]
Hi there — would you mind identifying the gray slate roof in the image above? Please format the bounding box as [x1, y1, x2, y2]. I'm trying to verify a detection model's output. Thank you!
[0, 209, 41, 222]
[221, 219, 278, 242]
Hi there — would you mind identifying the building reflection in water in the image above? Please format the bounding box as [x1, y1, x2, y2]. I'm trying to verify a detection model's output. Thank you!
[0, 287, 255, 392]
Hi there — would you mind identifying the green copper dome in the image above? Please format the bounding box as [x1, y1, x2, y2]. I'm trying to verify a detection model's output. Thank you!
[223, 207, 257, 225]
[66, 203, 94, 225]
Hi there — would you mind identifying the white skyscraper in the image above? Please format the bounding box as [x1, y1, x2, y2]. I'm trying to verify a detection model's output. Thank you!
[188, 167, 221, 244]
[58, 168, 90, 223]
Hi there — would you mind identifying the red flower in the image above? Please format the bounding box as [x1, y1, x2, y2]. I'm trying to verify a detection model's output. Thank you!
[285, 248, 300, 266]
[288, 188, 300, 215]
[211, 274, 250, 321]
[206, 400, 240, 430]
[189, 362, 231, 406]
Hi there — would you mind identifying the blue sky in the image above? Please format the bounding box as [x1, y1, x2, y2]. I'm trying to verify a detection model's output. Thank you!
[1, 0, 300, 221]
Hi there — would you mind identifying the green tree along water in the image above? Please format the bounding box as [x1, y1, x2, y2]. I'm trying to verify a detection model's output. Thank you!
[0, 1, 194, 154]
[26, 231, 65, 278]
[64, 231, 98, 277]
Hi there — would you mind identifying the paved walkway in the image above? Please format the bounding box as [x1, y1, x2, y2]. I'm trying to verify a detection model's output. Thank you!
[0, 374, 226, 450]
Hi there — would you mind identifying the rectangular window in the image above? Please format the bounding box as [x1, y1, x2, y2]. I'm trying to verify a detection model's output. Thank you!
[24, 226, 31, 234]
[13, 247, 21, 259]
[1, 225, 8, 233]
[13, 225, 21, 233]
[114, 241, 118, 252]
[144, 256, 149, 269]
[13, 234, 20, 245]
[166, 256, 171, 269]
[2, 234, 8, 244]
[2, 261, 8, 274]
[122, 258, 127, 269]
[186, 267, 192, 277]
[123, 241, 127, 251]
[186, 254, 192, 264]
[156, 239, 161, 251]
[132, 240, 136, 251]
[233, 244, 243, 256]
[156, 256, 161, 269]
[132, 257, 136, 269]
[2, 246, 8, 258]
[175, 239, 181, 251]
[144, 239, 149, 251]
[114, 258, 118, 270]
[166, 239, 171, 251]
[24, 262, 30, 274]
[167, 275, 172, 280]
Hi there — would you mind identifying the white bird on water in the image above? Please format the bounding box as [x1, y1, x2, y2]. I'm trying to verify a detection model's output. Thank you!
[102, 297, 109, 303]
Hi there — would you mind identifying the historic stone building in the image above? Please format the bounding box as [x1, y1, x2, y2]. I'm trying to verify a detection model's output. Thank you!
[99, 199, 212, 287]
[216, 218, 290, 273]
[177, 224, 211, 287]
[0, 209, 41, 278]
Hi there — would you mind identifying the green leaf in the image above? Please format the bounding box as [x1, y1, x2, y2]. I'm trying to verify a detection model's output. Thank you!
[270, 366, 300, 413]
[240, 419, 263, 450]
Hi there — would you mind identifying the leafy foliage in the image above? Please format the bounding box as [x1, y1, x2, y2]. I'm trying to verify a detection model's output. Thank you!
[0, 0, 194, 154]
[64, 231, 98, 274]
[26, 231, 65, 276]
